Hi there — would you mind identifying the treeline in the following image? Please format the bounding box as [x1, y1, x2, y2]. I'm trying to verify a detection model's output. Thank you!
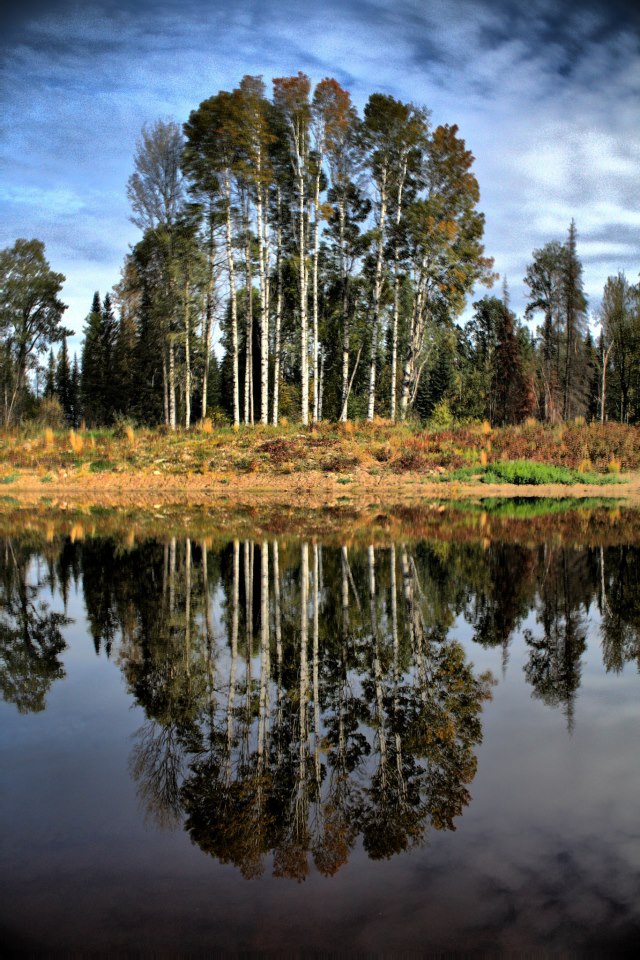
[2, 72, 640, 428]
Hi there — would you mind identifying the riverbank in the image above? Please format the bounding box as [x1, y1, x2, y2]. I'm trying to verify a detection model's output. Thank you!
[1, 420, 639, 508]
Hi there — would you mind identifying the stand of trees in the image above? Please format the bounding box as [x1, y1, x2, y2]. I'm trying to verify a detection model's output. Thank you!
[3, 73, 640, 429]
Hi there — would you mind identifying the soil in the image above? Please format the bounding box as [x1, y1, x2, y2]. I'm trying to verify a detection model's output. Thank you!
[4, 466, 639, 510]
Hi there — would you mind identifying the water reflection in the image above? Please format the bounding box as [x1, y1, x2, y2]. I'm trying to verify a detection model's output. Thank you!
[2, 529, 640, 879]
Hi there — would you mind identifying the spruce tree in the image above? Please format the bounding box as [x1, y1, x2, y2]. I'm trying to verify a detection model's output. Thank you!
[561, 220, 588, 418]
[44, 349, 56, 399]
[101, 292, 119, 423]
[55, 337, 72, 424]
[80, 292, 105, 425]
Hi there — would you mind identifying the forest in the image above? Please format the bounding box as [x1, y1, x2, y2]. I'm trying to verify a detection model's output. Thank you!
[1, 72, 639, 431]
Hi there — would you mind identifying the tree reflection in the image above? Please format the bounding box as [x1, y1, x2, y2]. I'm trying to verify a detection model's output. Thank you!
[0, 539, 69, 713]
[524, 547, 590, 731]
[176, 540, 493, 878]
[7, 523, 640, 876]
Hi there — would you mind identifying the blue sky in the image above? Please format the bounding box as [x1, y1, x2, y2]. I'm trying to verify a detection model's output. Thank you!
[1, 0, 639, 357]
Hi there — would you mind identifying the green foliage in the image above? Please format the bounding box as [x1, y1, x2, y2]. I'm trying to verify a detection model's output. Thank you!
[0, 239, 68, 425]
[449, 459, 622, 486]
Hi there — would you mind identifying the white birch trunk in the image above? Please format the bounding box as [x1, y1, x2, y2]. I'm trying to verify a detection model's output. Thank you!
[257, 175, 269, 424]
[272, 189, 283, 425]
[339, 201, 350, 421]
[390, 158, 407, 421]
[168, 337, 176, 430]
[367, 170, 388, 421]
[184, 277, 191, 429]
[224, 172, 240, 426]
[312, 171, 321, 423]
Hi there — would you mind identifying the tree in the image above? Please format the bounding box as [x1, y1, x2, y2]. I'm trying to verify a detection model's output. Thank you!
[600, 273, 640, 423]
[55, 336, 72, 424]
[80, 292, 105, 426]
[127, 119, 187, 429]
[399, 125, 494, 418]
[273, 72, 313, 425]
[524, 240, 565, 421]
[183, 92, 241, 426]
[0, 239, 68, 424]
[561, 220, 588, 418]
[127, 119, 186, 232]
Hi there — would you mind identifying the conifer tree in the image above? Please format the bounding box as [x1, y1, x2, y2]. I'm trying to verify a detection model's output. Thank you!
[55, 336, 72, 423]
[44, 349, 56, 399]
[81, 292, 106, 426]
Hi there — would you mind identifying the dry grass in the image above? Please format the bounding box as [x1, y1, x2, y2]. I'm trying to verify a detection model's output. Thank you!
[0, 420, 638, 481]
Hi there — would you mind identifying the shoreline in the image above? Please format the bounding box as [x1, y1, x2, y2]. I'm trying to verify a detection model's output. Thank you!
[2, 467, 638, 509]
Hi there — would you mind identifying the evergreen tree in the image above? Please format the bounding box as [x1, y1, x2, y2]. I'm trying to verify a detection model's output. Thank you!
[44, 349, 56, 399]
[69, 355, 80, 427]
[55, 336, 72, 423]
[101, 292, 119, 422]
[561, 220, 588, 418]
[80, 292, 105, 426]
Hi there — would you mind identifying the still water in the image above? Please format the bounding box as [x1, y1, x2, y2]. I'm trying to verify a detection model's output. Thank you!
[2, 505, 640, 955]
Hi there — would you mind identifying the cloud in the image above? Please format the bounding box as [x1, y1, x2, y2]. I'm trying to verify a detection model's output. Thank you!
[1, 0, 639, 338]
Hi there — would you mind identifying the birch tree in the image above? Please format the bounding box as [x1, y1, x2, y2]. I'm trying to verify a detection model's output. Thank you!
[183, 94, 241, 426]
[273, 73, 312, 425]
[126, 119, 186, 429]
[399, 125, 494, 419]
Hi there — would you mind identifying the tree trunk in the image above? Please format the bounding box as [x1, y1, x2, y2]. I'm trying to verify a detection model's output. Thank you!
[201, 213, 216, 421]
[339, 201, 350, 422]
[184, 275, 191, 429]
[168, 337, 176, 430]
[224, 172, 240, 427]
[257, 177, 269, 424]
[367, 169, 388, 421]
[298, 168, 309, 426]
[272, 188, 283, 425]
[312, 170, 321, 423]
[390, 158, 407, 421]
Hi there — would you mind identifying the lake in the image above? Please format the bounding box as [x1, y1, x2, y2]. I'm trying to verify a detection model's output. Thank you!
[1, 501, 640, 956]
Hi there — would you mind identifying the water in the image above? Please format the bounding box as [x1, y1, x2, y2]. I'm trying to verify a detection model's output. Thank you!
[1, 504, 640, 955]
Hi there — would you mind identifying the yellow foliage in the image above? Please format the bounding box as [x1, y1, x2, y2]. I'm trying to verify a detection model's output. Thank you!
[44, 427, 54, 448]
[578, 458, 592, 473]
[200, 417, 213, 434]
[481, 420, 492, 435]
[608, 457, 621, 474]
[69, 430, 83, 454]
[125, 425, 135, 445]
[480, 450, 488, 466]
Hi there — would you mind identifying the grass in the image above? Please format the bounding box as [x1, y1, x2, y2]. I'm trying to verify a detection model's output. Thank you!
[447, 460, 624, 486]
[0, 419, 637, 483]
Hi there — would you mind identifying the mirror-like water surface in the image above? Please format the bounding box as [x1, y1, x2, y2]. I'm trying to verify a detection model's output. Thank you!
[2, 507, 640, 955]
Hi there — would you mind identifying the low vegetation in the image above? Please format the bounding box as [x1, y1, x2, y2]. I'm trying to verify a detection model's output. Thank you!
[0, 419, 638, 485]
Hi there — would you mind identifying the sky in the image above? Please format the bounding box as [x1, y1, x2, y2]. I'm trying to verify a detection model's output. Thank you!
[1, 0, 639, 357]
